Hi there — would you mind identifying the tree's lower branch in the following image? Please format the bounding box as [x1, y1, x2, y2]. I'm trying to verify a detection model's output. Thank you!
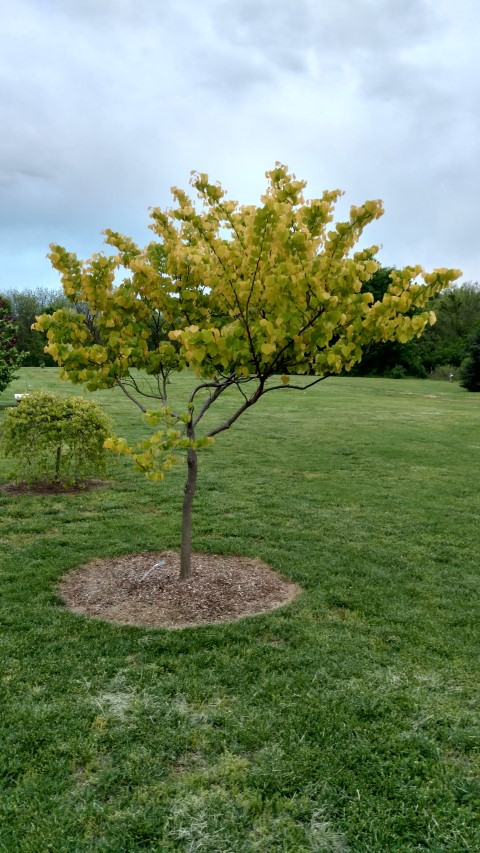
[263, 375, 330, 394]
[192, 379, 235, 427]
[114, 377, 147, 412]
[236, 382, 249, 403]
[206, 382, 264, 438]
[189, 375, 233, 405]
[125, 372, 161, 401]
[266, 306, 326, 377]
[121, 372, 180, 418]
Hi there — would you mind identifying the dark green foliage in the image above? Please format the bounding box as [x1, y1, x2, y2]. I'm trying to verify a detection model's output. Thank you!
[388, 364, 407, 379]
[418, 282, 480, 371]
[352, 274, 480, 379]
[351, 337, 428, 378]
[351, 268, 427, 378]
[1, 288, 69, 366]
[459, 327, 480, 391]
[362, 265, 393, 302]
[0, 298, 25, 393]
[2, 390, 112, 483]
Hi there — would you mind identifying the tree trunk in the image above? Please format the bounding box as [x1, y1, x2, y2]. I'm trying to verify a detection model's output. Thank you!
[180, 444, 198, 580]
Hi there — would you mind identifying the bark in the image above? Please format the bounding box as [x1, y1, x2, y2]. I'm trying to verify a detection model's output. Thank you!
[180, 438, 198, 580]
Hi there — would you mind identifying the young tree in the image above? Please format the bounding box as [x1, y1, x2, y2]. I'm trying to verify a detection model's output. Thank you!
[0, 299, 25, 395]
[35, 165, 461, 578]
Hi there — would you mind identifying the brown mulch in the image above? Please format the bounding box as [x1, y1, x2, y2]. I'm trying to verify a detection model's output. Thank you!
[1, 479, 108, 495]
[59, 551, 301, 629]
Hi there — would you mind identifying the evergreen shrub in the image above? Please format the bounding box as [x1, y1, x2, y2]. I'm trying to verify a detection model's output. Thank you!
[459, 328, 480, 392]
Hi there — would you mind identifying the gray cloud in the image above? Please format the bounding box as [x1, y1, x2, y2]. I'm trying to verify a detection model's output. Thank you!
[1, 0, 479, 287]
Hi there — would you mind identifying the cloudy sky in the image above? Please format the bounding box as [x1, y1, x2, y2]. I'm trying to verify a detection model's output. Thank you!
[1, 0, 479, 291]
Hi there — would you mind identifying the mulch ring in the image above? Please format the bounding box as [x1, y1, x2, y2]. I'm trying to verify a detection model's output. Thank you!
[1, 479, 108, 495]
[59, 550, 301, 629]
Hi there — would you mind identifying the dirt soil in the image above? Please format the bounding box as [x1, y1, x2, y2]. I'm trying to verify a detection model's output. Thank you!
[59, 550, 301, 629]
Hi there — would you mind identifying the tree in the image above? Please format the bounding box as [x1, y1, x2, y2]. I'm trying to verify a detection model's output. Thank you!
[459, 327, 480, 391]
[1, 288, 69, 366]
[34, 165, 461, 578]
[0, 298, 25, 395]
[417, 282, 480, 371]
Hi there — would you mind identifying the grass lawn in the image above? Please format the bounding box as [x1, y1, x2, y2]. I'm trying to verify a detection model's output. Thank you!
[0, 368, 479, 852]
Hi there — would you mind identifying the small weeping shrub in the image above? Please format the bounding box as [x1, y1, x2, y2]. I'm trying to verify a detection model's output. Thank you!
[1, 391, 112, 485]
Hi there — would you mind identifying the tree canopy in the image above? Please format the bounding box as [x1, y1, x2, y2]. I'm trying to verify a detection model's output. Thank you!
[352, 277, 480, 377]
[419, 282, 480, 371]
[0, 298, 25, 395]
[0, 288, 69, 367]
[35, 164, 461, 576]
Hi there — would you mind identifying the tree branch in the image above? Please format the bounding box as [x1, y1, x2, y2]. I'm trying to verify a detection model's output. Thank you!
[263, 375, 330, 394]
[114, 377, 147, 412]
[206, 382, 264, 438]
[245, 227, 267, 317]
[191, 220, 262, 376]
[192, 379, 235, 427]
[120, 373, 166, 402]
[218, 202, 245, 249]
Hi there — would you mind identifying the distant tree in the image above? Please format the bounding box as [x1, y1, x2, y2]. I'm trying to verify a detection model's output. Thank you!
[418, 283, 480, 370]
[459, 327, 480, 391]
[2, 288, 69, 365]
[351, 276, 480, 378]
[0, 299, 25, 394]
[35, 164, 461, 578]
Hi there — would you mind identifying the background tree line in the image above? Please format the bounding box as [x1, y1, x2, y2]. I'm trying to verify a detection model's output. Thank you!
[350, 269, 480, 379]
[2, 273, 480, 378]
[0, 289, 69, 366]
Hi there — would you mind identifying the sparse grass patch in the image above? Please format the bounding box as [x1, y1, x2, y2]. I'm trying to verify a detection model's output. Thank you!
[0, 369, 479, 851]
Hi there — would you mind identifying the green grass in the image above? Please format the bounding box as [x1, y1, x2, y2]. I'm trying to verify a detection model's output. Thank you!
[1, 369, 479, 852]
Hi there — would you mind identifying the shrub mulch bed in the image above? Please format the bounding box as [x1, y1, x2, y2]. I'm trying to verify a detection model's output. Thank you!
[1, 479, 107, 495]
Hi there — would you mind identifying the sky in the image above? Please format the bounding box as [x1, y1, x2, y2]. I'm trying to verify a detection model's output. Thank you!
[1, 0, 479, 291]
